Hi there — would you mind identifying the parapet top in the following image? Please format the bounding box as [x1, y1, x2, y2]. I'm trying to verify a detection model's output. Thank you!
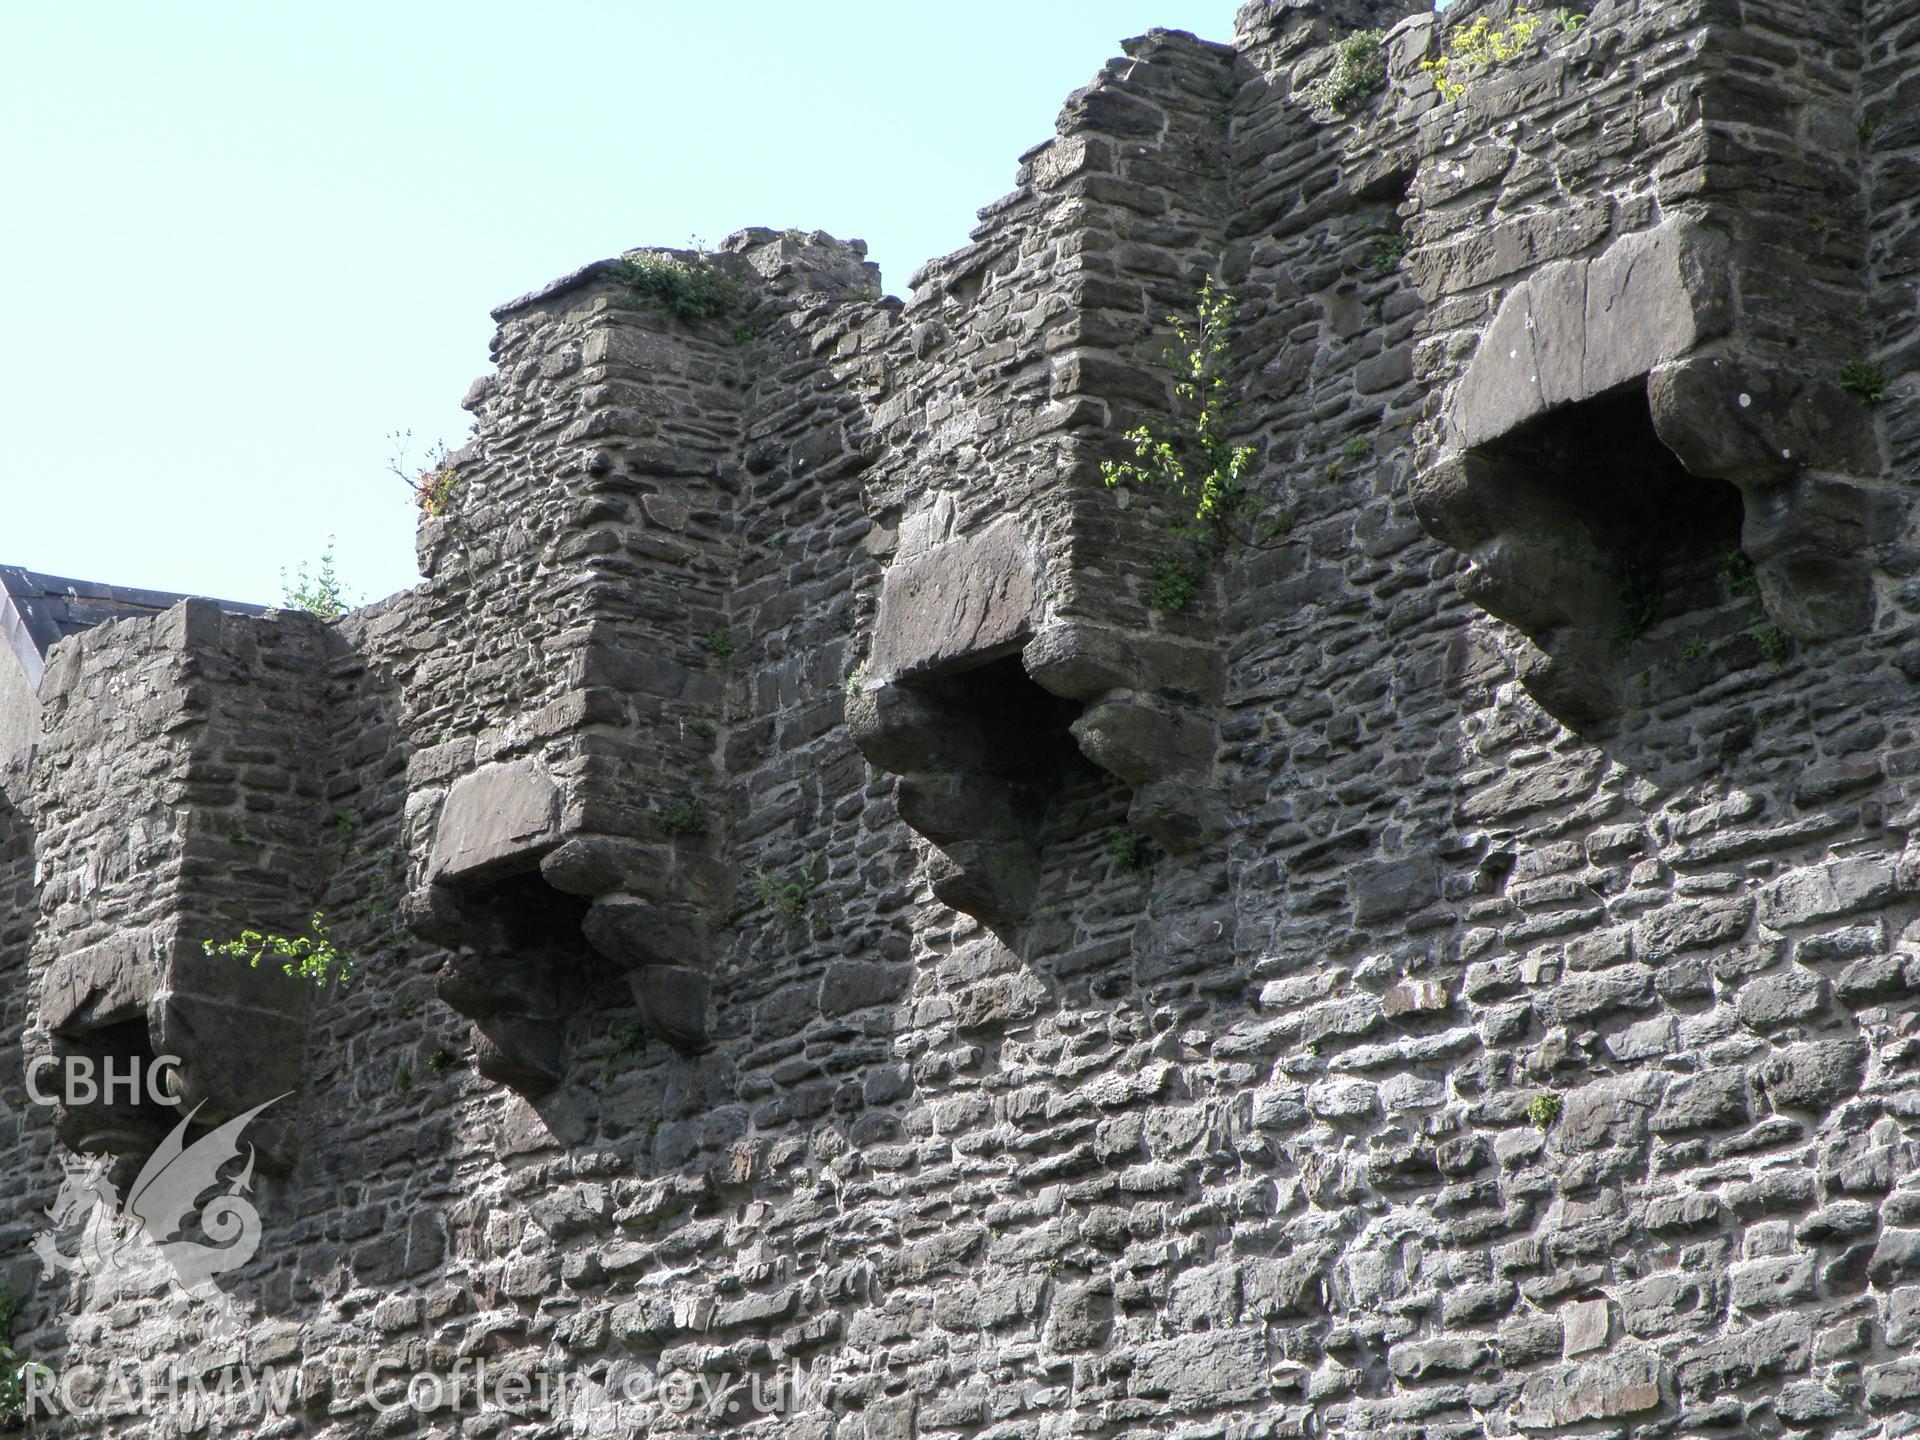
[490, 229, 883, 322]
[0, 564, 266, 692]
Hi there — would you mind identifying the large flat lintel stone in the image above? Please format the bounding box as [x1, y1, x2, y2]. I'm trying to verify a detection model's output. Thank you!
[428, 759, 564, 883]
[869, 518, 1040, 682]
[1449, 219, 1729, 450]
[42, 927, 170, 1033]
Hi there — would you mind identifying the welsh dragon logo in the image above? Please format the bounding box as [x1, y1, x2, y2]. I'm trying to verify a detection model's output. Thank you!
[32, 1096, 284, 1299]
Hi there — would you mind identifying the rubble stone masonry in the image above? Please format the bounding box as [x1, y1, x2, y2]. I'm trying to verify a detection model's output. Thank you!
[3, 0, 1920, 1435]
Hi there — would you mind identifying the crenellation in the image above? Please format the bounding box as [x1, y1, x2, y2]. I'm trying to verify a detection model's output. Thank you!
[3, 1, 1920, 1435]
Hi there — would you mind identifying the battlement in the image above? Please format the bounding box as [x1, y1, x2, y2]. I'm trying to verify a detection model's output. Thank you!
[3, 2, 1919, 1433]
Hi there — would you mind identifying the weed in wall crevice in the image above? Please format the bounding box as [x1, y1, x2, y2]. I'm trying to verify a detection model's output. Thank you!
[1367, 230, 1409, 276]
[655, 796, 709, 838]
[1311, 29, 1387, 117]
[613, 249, 737, 324]
[1612, 557, 1660, 648]
[1109, 828, 1154, 877]
[389, 430, 461, 517]
[1422, 8, 1586, 104]
[1839, 358, 1887, 406]
[1102, 278, 1289, 615]
[1149, 558, 1206, 614]
[204, 911, 355, 991]
[753, 854, 819, 924]
[1751, 621, 1792, 668]
[1211, 72, 1237, 131]
[280, 537, 356, 620]
[1719, 549, 1793, 670]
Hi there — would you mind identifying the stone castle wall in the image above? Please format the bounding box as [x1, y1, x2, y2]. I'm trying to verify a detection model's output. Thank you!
[3, 1, 1919, 1435]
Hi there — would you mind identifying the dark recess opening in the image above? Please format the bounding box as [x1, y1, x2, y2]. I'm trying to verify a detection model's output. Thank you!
[433, 869, 599, 1093]
[892, 653, 1106, 925]
[1476, 383, 1746, 641]
[907, 654, 1091, 812]
[442, 871, 595, 960]
[51, 1017, 178, 1188]
[1448, 381, 1754, 728]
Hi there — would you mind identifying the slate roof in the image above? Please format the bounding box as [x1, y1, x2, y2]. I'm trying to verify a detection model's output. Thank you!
[0, 565, 267, 691]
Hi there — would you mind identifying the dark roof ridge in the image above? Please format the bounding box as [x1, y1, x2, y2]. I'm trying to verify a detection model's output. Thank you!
[0, 564, 267, 691]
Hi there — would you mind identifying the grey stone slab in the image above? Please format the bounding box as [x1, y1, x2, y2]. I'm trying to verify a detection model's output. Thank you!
[427, 759, 563, 882]
[868, 518, 1039, 682]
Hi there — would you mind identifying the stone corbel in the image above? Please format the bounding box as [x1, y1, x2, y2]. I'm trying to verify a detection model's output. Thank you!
[1023, 619, 1226, 852]
[848, 506, 1225, 928]
[551, 836, 727, 1057]
[1646, 358, 1888, 640]
[847, 679, 1059, 925]
[34, 924, 307, 1174]
[1415, 218, 1889, 727]
[407, 757, 719, 1094]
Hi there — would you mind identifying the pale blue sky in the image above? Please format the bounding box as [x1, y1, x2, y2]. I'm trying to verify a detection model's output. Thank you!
[2, 2, 1241, 607]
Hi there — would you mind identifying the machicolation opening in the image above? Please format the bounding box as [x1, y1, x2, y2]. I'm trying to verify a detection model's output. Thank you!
[47, 1017, 178, 1186]
[871, 654, 1108, 930]
[1431, 383, 1759, 729]
[428, 869, 596, 1095]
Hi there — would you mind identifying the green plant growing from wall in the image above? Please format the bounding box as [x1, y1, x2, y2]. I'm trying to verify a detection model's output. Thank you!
[1109, 827, 1153, 876]
[280, 537, 355, 620]
[612, 1020, 649, 1061]
[204, 912, 355, 991]
[425, 1046, 459, 1074]
[1527, 1093, 1562, 1129]
[1103, 279, 1273, 544]
[1720, 549, 1759, 600]
[0, 1282, 42, 1428]
[1367, 230, 1409, 276]
[1311, 28, 1387, 116]
[655, 795, 708, 837]
[1752, 622, 1792, 668]
[705, 628, 736, 662]
[1839, 359, 1888, 406]
[1102, 279, 1288, 612]
[352, 841, 407, 948]
[753, 855, 819, 923]
[1422, 8, 1580, 102]
[417, 465, 460, 517]
[1719, 549, 1793, 669]
[613, 249, 737, 323]
[1613, 561, 1659, 646]
[1211, 72, 1237, 130]
[1149, 558, 1205, 613]
[388, 430, 460, 517]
